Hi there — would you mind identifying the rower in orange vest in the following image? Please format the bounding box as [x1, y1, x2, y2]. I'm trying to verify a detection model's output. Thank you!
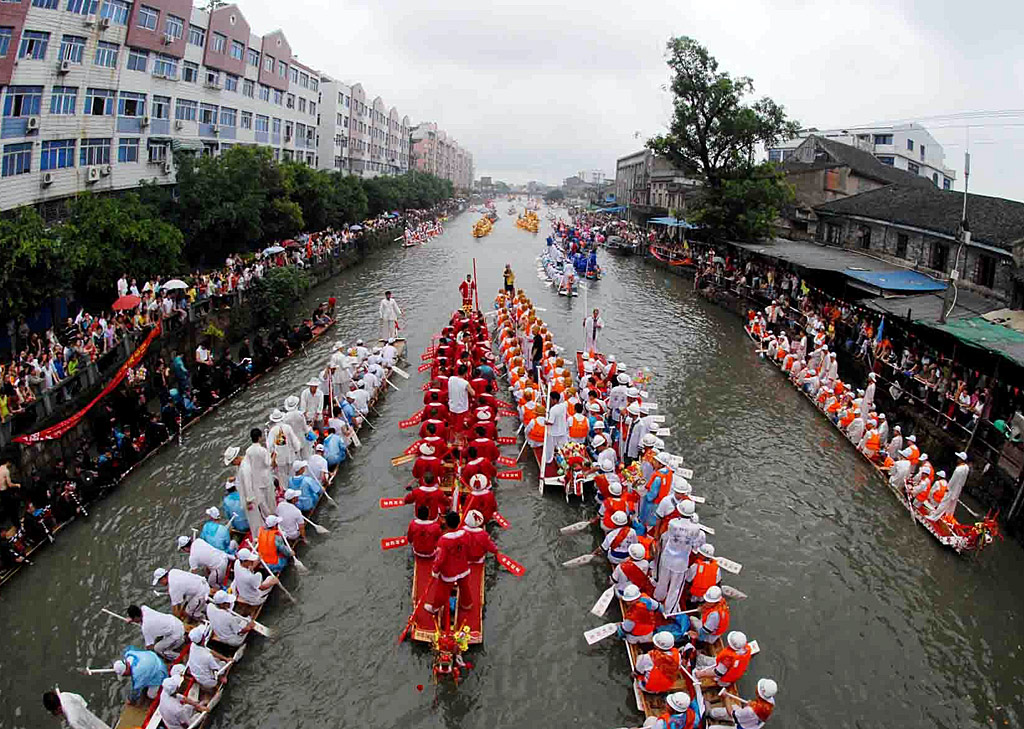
[611, 543, 655, 597]
[525, 415, 546, 449]
[901, 435, 921, 468]
[635, 631, 683, 693]
[696, 630, 752, 687]
[650, 691, 700, 729]
[708, 678, 778, 728]
[685, 543, 721, 603]
[567, 403, 590, 443]
[689, 584, 730, 644]
[616, 583, 662, 644]
[600, 481, 634, 532]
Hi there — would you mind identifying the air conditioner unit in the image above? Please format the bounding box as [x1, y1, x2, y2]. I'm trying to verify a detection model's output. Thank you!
[84, 13, 97, 26]
[163, 160, 174, 174]
[41, 171, 54, 186]
[174, 120, 184, 130]
[211, 125, 220, 135]
[26, 116, 40, 131]
[204, 79, 221, 89]
[58, 60, 71, 74]
[99, 16, 111, 28]
[140, 115, 151, 127]
[162, 33, 174, 45]
[100, 164, 112, 176]
[87, 166, 100, 182]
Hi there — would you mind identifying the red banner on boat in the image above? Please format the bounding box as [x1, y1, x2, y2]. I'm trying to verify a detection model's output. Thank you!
[497, 410, 517, 419]
[497, 436, 516, 445]
[420, 383, 430, 391]
[420, 351, 435, 362]
[399, 409, 423, 428]
[380, 497, 406, 509]
[494, 398, 512, 408]
[15, 323, 162, 444]
[493, 512, 510, 529]
[496, 553, 525, 576]
[381, 536, 408, 550]
[496, 455, 517, 467]
[496, 469, 522, 481]
[417, 362, 431, 372]
[403, 440, 423, 456]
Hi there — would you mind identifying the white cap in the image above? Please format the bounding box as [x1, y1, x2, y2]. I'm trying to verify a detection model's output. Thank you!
[113, 659, 128, 676]
[699, 543, 715, 559]
[212, 590, 235, 606]
[284, 488, 301, 501]
[616, 373, 630, 385]
[869, 372, 877, 380]
[676, 500, 696, 516]
[611, 510, 628, 526]
[465, 510, 484, 528]
[653, 631, 675, 650]
[626, 402, 641, 415]
[757, 678, 778, 700]
[315, 443, 325, 452]
[162, 675, 183, 693]
[608, 481, 622, 496]
[292, 460, 307, 474]
[672, 479, 692, 495]
[666, 692, 691, 712]
[704, 585, 723, 602]
[189, 625, 210, 644]
[269, 409, 284, 423]
[727, 631, 748, 651]
[621, 584, 641, 601]
[600, 460, 614, 473]
[587, 402, 601, 412]
[920, 454, 928, 462]
[470, 474, 489, 490]
[151, 567, 168, 585]
[224, 478, 236, 491]
[222, 446, 240, 466]
[639, 403, 651, 414]
[626, 387, 640, 398]
[936, 470, 946, 478]
[907, 435, 917, 443]
[388, 338, 396, 344]
[593, 420, 605, 430]
[641, 433, 658, 448]
[956, 451, 968, 460]
[205, 506, 220, 520]
[236, 548, 256, 562]
[591, 435, 607, 448]
[894, 425, 902, 432]
[627, 543, 646, 561]
[307, 379, 320, 387]
[265, 515, 281, 528]
[284, 395, 300, 411]
[176, 536, 190, 549]
[655, 451, 673, 467]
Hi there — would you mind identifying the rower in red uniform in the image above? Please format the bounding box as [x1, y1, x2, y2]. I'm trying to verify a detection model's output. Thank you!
[407, 505, 442, 558]
[420, 402, 450, 425]
[427, 512, 473, 616]
[471, 409, 498, 440]
[419, 417, 449, 443]
[462, 475, 497, 524]
[404, 471, 449, 521]
[412, 443, 445, 483]
[462, 446, 496, 486]
[469, 426, 499, 464]
[423, 385, 445, 406]
[463, 509, 499, 563]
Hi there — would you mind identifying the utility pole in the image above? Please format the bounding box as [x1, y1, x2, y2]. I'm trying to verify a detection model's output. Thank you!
[940, 150, 970, 323]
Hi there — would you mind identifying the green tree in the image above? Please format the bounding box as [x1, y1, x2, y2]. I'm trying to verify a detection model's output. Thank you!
[249, 265, 310, 327]
[59, 193, 184, 307]
[327, 172, 369, 226]
[0, 209, 67, 323]
[647, 36, 798, 240]
[545, 189, 566, 203]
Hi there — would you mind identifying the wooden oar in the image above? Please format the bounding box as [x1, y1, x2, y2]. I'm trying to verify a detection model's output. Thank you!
[390, 366, 410, 380]
[721, 584, 747, 600]
[560, 516, 598, 535]
[225, 609, 273, 638]
[397, 575, 436, 644]
[391, 453, 415, 467]
[583, 621, 620, 645]
[101, 608, 132, 624]
[515, 439, 530, 462]
[385, 378, 401, 392]
[715, 556, 742, 575]
[562, 547, 601, 567]
[318, 488, 338, 508]
[77, 667, 118, 676]
[281, 535, 308, 574]
[590, 586, 615, 617]
[258, 555, 297, 604]
[303, 516, 329, 535]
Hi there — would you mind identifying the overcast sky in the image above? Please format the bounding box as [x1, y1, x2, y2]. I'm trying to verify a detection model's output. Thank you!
[239, 0, 1024, 200]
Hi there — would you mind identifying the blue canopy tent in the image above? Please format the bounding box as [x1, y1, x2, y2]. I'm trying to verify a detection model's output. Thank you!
[648, 216, 699, 229]
[594, 205, 626, 213]
[841, 268, 947, 296]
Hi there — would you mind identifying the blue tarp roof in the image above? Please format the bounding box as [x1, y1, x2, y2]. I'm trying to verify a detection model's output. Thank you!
[842, 268, 947, 294]
[648, 216, 699, 229]
[596, 205, 626, 213]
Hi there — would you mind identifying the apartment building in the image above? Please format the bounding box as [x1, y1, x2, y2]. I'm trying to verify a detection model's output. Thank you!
[410, 120, 473, 190]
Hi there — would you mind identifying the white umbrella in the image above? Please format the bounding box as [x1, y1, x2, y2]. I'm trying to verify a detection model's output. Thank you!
[263, 245, 285, 255]
[162, 279, 188, 290]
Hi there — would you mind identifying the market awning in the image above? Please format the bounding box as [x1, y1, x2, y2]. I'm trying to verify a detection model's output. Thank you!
[595, 205, 626, 213]
[862, 287, 1000, 323]
[648, 216, 698, 229]
[171, 139, 204, 152]
[842, 268, 947, 296]
[917, 317, 1024, 368]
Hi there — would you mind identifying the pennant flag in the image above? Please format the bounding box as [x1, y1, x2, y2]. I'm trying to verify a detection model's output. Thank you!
[399, 409, 423, 428]
[379, 497, 406, 509]
[496, 553, 526, 576]
[417, 362, 431, 372]
[381, 536, 408, 550]
[496, 469, 522, 481]
[496, 455, 517, 467]
[493, 512, 510, 529]
[494, 398, 513, 408]
[498, 409, 517, 419]
[403, 440, 423, 456]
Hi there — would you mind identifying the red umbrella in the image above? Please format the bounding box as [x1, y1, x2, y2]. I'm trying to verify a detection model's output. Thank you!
[283, 239, 302, 249]
[112, 294, 141, 311]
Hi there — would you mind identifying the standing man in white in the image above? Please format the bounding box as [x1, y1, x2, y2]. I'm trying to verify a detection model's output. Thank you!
[583, 308, 604, 354]
[379, 290, 402, 340]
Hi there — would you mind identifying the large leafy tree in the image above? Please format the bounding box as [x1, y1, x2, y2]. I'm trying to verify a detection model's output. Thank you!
[0, 209, 68, 323]
[648, 36, 798, 240]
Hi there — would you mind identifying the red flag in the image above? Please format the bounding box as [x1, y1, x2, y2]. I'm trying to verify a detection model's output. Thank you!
[381, 536, 409, 550]
[379, 497, 406, 509]
[496, 455, 517, 467]
[403, 440, 424, 455]
[498, 409, 517, 419]
[417, 362, 431, 372]
[496, 469, 522, 481]
[497, 436, 516, 445]
[494, 398, 512, 408]
[496, 552, 525, 576]
[399, 409, 424, 428]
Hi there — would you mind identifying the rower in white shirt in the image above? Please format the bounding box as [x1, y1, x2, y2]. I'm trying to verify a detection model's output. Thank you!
[152, 567, 209, 621]
[178, 534, 231, 587]
[185, 625, 227, 697]
[127, 604, 185, 660]
[206, 591, 253, 647]
[276, 489, 305, 542]
[230, 549, 277, 611]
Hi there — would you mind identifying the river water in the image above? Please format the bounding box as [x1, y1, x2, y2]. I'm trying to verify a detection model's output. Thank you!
[3, 207, 1022, 729]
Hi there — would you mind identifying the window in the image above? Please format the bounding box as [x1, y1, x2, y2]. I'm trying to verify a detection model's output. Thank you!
[242, 79, 254, 98]
[254, 114, 268, 132]
[896, 233, 908, 259]
[147, 140, 168, 162]
[3, 86, 43, 117]
[273, 89, 282, 105]
[284, 121, 292, 139]
[310, 78, 318, 92]
[175, 98, 197, 121]
[84, 87, 114, 115]
[298, 98, 306, 113]
[137, 4, 158, 30]
[164, 14, 183, 40]
[906, 138, 914, 151]
[877, 155, 894, 166]
[943, 177, 952, 191]
[224, 74, 238, 92]
[49, 86, 77, 114]
[286, 93, 295, 109]
[152, 95, 170, 119]
[1, 143, 31, 177]
[66, 0, 98, 14]
[258, 84, 270, 102]
[182, 61, 198, 83]
[873, 134, 893, 145]
[211, 32, 225, 53]
[271, 117, 280, 134]
[79, 137, 110, 166]
[767, 149, 782, 163]
[309, 101, 315, 117]
[127, 48, 148, 72]
[229, 39, 243, 60]
[907, 161, 920, 175]
[153, 53, 177, 77]
[100, 0, 130, 25]
[931, 241, 949, 271]
[33, 0, 60, 7]
[118, 91, 145, 117]
[287, 66, 297, 84]
[974, 254, 996, 288]
[263, 54, 274, 72]
[199, 103, 217, 124]
[219, 107, 236, 127]
[94, 40, 118, 67]
[188, 25, 205, 47]
[920, 144, 926, 161]
[204, 68, 219, 86]
[18, 30, 49, 60]
[0, 27, 10, 58]
[240, 110, 252, 129]
[117, 137, 139, 162]
[59, 34, 85, 62]
[247, 47, 259, 66]
[932, 172, 939, 186]
[41, 139, 75, 169]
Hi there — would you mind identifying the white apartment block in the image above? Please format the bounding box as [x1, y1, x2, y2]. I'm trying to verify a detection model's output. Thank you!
[0, 1, 422, 214]
[768, 123, 957, 191]
[410, 121, 473, 190]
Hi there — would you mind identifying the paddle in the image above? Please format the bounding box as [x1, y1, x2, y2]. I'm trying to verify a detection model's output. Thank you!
[381, 536, 408, 550]
[493, 512, 510, 529]
[495, 553, 526, 576]
[390, 366, 410, 380]
[583, 621, 620, 645]
[715, 556, 742, 575]
[515, 439, 530, 463]
[384, 378, 401, 392]
[225, 609, 273, 638]
[496, 455, 517, 467]
[721, 584, 747, 600]
[318, 488, 338, 508]
[590, 586, 615, 617]
[258, 555, 297, 604]
[101, 608, 132, 624]
[77, 667, 118, 676]
[560, 516, 598, 535]
[391, 454, 415, 467]
[562, 547, 601, 567]
[380, 497, 407, 509]
[397, 575, 436, 644]
[495, 469, 522, 481]
[303, 516, 329, 535]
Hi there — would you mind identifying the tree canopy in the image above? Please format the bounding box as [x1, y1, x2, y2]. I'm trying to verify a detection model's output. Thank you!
[647, 36, 798, 240]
